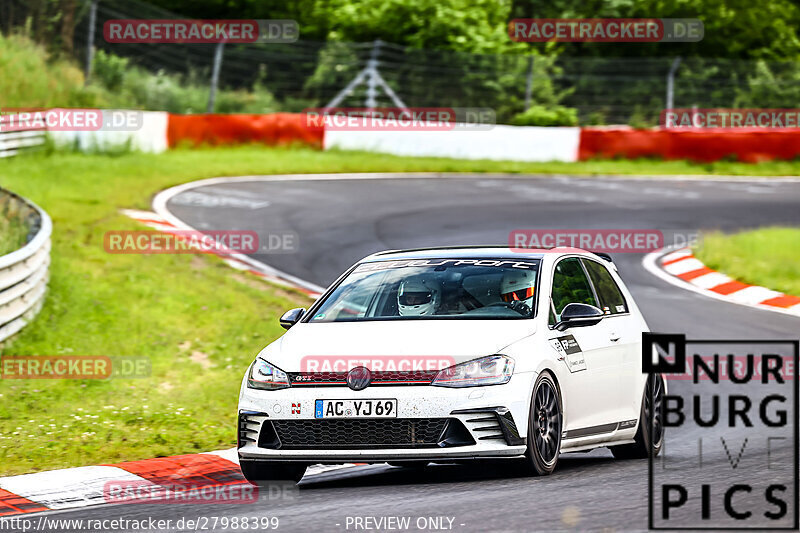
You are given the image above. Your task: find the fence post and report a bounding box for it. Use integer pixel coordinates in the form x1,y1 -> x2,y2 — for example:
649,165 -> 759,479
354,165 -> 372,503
666,56 -> 682,112
207,42 -> 225,113
365,39 -> 382,109
84,0 -> 98,86
524,55 -> 534,110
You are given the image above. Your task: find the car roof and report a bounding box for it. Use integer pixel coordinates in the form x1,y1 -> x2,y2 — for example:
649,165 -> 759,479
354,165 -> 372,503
359,245 -> 608,263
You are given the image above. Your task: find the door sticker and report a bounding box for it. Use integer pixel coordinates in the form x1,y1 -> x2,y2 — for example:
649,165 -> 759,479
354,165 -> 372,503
550,334 -> 586,372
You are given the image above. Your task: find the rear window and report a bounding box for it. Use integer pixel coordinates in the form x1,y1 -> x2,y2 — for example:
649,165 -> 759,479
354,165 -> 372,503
583,259 -> 628,315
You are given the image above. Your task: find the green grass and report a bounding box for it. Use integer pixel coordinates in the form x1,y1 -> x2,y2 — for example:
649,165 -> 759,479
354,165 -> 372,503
0,215 -> 27,256
1,145 -> 800,476
694,228 -> 800,297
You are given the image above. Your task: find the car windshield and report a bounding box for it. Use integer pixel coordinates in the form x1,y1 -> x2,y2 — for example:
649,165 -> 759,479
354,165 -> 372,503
308,258 -> 541,322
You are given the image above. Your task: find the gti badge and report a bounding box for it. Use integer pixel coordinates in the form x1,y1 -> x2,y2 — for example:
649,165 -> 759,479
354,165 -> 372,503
346,366 -> 372,391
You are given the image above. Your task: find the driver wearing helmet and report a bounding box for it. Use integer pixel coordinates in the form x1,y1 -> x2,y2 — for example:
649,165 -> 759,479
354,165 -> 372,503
397,277 -> 441,317
499,269 -> 536,313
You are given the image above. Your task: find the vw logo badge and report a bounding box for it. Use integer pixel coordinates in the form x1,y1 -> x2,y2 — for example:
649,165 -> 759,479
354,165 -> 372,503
346,366 -> 372,391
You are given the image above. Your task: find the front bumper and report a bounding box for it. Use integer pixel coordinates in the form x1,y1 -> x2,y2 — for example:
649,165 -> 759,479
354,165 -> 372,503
237,373 -> 533,463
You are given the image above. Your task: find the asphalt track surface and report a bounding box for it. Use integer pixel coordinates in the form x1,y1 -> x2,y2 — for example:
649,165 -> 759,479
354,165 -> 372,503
50,175 -> 800,531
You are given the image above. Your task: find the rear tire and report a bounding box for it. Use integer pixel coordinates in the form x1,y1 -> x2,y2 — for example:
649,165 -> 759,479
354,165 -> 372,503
611,374 -> 664,459
239,460 -> 307,484
521,371 -> 562,476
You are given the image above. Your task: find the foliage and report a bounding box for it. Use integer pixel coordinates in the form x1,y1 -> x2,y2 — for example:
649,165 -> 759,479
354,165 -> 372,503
92,50 -> 129,92
145,0 -> 800,60
0,33 -> 101,108
734,60 -> 800,108
92,49 -> 277,113
510,104 -> 578,126
0,35 -> 277,113
509,0 -> 800,60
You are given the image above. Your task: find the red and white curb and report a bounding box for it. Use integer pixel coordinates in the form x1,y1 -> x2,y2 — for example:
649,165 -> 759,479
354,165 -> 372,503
0,450 -> 365,517
120,209 -> 323,299
644,247 -> 800,317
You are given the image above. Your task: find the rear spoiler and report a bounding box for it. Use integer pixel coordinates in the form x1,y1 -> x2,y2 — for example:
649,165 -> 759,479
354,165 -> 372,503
592,252 -> 613,263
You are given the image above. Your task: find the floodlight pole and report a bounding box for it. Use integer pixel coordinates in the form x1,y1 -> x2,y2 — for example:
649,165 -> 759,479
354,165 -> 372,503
325,39 -> 408,110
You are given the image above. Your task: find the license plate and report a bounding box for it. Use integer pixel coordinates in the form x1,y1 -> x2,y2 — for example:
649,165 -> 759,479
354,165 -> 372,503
314,399 -> 397,419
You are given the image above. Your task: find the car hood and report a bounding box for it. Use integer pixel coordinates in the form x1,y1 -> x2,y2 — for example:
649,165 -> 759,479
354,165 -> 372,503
260,319 -> 537,372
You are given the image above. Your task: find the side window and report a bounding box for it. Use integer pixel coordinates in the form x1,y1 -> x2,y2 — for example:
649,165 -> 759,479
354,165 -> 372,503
583,259 -> 628,315
551,257 -> 598,319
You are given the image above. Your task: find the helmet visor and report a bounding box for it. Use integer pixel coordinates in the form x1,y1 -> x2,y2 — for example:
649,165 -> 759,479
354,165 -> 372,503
500,286 -> 534,303
399,291 -> 432,306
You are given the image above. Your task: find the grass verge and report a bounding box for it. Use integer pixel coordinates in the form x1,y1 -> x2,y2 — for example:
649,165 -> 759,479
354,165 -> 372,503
694,228 -> 800,297
0,145 -> 798,476
0,215 -> 27,256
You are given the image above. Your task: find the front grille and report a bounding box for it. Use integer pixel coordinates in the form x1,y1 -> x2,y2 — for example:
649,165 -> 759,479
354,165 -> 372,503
267,418 -> 451,449
288,370 -> 438,386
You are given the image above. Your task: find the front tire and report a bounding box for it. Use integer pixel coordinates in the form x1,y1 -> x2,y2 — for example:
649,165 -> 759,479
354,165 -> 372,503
611,374 -> 664,459
521,371 -> 562,476
239,460 -> 307,484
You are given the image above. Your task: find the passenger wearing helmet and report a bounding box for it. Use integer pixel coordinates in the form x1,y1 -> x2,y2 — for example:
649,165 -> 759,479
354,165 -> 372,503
397,277 -> 441,317
499,269 -> 536,313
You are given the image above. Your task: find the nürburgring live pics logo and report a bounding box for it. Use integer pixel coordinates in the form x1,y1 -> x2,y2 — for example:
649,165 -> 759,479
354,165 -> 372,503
643,333 -> 799,530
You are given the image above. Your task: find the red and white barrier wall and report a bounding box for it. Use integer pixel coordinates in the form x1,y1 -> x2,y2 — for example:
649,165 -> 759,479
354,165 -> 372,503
578,126 -> 800,163
53,112 -> 800,164
323,125 -> 582,162
167,113 -> 323,148
48,111 -> 169,153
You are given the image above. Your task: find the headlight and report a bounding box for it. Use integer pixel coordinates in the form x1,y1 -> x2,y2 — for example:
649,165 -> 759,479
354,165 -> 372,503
431,355 -> 514,388
247,359 -> 291,390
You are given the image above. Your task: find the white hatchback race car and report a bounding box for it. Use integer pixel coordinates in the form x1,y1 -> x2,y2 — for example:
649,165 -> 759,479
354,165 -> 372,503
237,246 -> 664,482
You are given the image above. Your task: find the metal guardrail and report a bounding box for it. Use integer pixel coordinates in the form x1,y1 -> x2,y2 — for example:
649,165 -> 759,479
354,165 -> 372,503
0,128 -> 47,159
0,188 -> 51,343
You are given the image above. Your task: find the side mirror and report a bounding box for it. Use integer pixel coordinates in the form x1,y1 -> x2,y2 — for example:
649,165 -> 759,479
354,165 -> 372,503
554,303 -> 604,331
280,308 -> 306,329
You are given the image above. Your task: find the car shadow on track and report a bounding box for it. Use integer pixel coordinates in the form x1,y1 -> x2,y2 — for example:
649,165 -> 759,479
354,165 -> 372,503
299,452 -> 628,490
